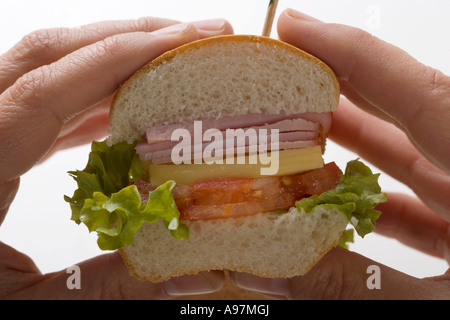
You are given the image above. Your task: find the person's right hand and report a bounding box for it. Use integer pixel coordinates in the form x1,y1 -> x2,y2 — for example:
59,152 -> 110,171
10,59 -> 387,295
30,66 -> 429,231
230,8 -> 450,300
0,16 -> 231,300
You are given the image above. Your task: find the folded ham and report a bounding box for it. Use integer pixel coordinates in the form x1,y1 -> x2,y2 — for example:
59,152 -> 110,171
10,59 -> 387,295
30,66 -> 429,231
136,112 -> 332,164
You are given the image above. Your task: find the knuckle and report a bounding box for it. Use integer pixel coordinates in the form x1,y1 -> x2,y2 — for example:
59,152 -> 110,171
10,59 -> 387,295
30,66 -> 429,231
353,31 -> 379,57
425,66 -> 450,98
89,34 -> 125,60
288,251 -> 360,299
18,28 -> 55,54
134,16 -> 160,31
410,66 -> 450,129
22,28 -> 55,50
310,264 -> 349,299
12,27 -> 71,62
8,65 -> 52,103
347,25 -> 380,52
133,17 -> 178,32
100,35 -> 123,53
66,34 -> 126,77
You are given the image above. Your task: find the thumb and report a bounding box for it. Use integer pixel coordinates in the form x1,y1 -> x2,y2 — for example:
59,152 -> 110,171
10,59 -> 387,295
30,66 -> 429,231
231,247 -> 446,299
3,249 -> 224,299
45,252 -> 225,299
288,247 -> 420,299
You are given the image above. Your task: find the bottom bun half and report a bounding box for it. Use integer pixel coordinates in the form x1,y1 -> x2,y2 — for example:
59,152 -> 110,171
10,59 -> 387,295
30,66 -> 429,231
119,205 -> 349,285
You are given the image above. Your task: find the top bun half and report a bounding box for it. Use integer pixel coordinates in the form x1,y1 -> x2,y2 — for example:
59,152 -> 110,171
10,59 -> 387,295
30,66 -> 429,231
108,35 -> 340,144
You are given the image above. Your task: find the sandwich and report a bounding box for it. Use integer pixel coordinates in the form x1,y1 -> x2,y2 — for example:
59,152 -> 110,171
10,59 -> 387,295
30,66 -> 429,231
64,35 -> 386,286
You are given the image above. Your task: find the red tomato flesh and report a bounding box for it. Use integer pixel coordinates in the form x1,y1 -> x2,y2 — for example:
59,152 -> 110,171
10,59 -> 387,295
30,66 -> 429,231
134,162 -> 342,220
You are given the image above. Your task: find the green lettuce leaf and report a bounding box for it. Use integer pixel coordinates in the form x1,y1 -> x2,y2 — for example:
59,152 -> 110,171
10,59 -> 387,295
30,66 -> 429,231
64,140 -> 188,250
79,181 -> 188,250
338,228 -> 354,249
296,159 -> 387,238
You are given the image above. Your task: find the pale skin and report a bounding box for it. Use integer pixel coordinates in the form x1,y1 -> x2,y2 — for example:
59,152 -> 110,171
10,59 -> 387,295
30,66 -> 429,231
230,9 -> 450,299
0,17 -> 232,299
0,9 -> 449,299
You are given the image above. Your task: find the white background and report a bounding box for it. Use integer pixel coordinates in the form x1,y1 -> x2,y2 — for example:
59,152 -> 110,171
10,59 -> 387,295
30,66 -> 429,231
0,0 -> 449,280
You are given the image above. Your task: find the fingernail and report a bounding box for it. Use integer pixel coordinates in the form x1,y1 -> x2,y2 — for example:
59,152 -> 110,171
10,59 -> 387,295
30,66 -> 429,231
230,272 -> 289,296
192,18 -> 227,32
286,8 -> 321,22
151,23 -> 192,36
162,271 -> 224,296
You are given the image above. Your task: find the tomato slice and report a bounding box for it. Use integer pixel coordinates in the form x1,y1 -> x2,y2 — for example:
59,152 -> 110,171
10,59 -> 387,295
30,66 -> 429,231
134,162 -> 342,221
190,177 -> 255,205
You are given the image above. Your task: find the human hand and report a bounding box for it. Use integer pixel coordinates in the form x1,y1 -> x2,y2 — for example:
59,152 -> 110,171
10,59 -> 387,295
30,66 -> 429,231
0,17 -> 232,299
230,9 -> 450,299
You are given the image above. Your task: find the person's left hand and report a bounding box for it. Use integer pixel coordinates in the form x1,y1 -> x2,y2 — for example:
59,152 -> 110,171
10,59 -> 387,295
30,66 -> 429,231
229,9 -> 450,300
0,17 -> 232,299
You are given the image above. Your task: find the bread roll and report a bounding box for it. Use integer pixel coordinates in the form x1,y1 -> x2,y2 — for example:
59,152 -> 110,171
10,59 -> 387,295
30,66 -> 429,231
109,35 -> 346,295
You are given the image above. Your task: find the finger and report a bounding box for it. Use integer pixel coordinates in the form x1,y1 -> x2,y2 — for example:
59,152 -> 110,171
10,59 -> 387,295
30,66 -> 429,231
330,97 -> 450,219
277,8 -> 450,173
55,253 -> 224,299
230,272 -> 289,297
41,19 -> 234,159
0,20 -> 232,182
192,18 -> 234,38
1,24 -> 199,181
0,17 -> 180,93
0,178 -> 20,225
57,96 -> 111,139
338,79 -> 394,125
39,98 -> 112,162
231,247 -> 449,299
375,193 -> 450,262
0,18 -> 232,93
39,110 -> 110,162
0,242 -> 42,299
1,249 -> 224,299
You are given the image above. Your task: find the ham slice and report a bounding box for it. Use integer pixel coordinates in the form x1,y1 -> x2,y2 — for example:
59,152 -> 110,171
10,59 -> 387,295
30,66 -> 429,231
146,112 -> 330,144
136,112 -> 330,164
136,121 -> 319,154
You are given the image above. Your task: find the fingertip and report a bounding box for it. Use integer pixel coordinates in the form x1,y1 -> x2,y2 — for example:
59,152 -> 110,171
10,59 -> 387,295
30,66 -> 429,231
283,8 -> 322,22
152,19 -> 235,44
150,22 -> 198,37
220,19 -> 234,36
229,272 -> 289,297
150,19 -> 234,43
287,247 -> 435,299
276,9 -> 295,40
0,178 -> 20,219
192,19 -> 234,38
162,271 -> 225,297
277,9 -> 322,51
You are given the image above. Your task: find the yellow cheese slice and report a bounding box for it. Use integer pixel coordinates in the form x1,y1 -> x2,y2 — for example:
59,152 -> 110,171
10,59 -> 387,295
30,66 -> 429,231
147,146 -> 324,185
